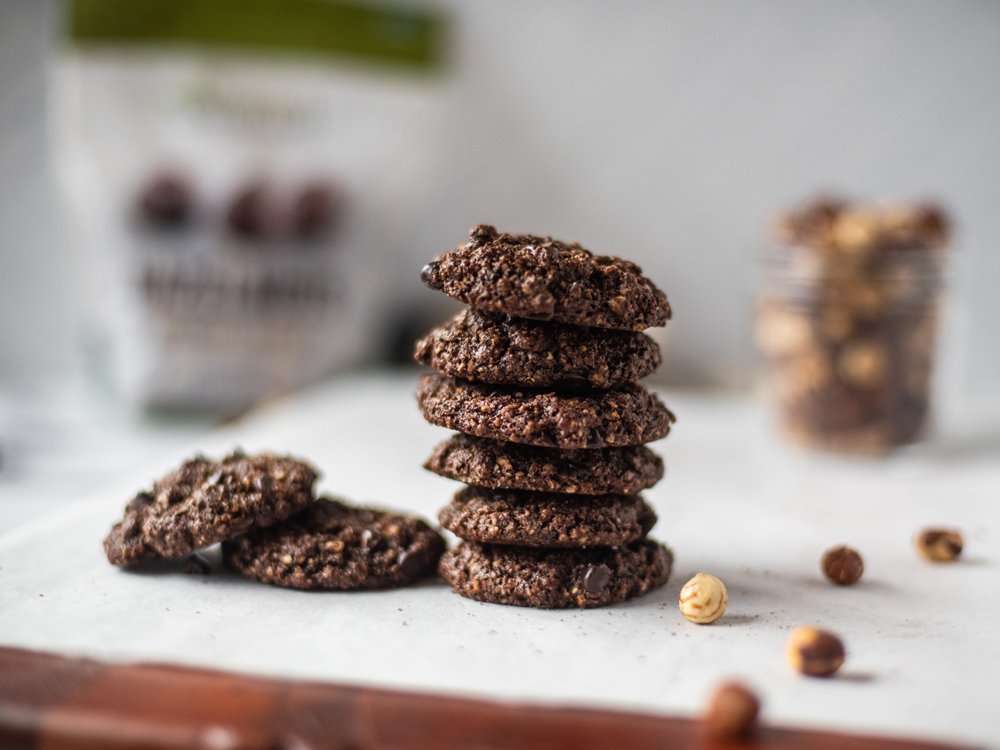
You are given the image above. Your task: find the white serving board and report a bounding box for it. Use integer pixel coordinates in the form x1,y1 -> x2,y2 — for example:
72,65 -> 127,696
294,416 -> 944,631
1,372 -> 997,747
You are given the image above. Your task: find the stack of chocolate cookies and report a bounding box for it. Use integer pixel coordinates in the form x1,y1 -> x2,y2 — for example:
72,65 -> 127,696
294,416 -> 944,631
416,225 -> 676,608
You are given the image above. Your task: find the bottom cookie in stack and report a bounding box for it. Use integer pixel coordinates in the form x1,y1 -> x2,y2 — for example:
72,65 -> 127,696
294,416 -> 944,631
439,538 -> 673,609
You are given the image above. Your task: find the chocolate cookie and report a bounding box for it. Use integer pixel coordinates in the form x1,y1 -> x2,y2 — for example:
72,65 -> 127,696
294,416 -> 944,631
416,373 -> 675,449
421,225 -> 670,331
439,540 -> 673,608
415,308 -> 661,388
425,434 -> 664,495
439,486 -> 656,548
223,498 -> 445,590
104,452 -> 317,567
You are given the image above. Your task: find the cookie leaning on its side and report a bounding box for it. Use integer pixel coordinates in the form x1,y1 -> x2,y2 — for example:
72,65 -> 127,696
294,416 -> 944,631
103,451 -> 316,567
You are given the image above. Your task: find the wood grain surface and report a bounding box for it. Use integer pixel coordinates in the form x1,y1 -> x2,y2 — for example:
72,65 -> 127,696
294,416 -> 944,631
0,646 -> 970,750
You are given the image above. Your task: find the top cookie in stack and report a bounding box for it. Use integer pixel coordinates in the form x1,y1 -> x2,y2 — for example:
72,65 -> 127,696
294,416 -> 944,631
415,225 -> 676,608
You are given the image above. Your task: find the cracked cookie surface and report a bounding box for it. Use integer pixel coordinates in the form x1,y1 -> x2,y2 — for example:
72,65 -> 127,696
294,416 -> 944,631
439,539 -> 673,608
439,486 -> 656,548
415,308 -> 660,388
104,451 -> 317,567
425,434 -> 664,495
417,373 -> 675,449
223,498 -> 445,590
421,224 -> 670,331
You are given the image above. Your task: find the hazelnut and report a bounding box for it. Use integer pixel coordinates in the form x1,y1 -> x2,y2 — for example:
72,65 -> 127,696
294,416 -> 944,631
703,681 -> 760,739
821,545 -> 864,585
821,308 -> 854,342
786,627 -> 845,677
911,204 -> 950,249
837,341 -> 886,388
678,572 -> 728,624
915,528 -> 963,562
755,306 -> 813,357
832,211 -> 878,254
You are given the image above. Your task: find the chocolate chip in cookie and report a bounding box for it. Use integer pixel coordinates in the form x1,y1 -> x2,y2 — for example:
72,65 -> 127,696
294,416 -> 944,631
438,540 -> 673,609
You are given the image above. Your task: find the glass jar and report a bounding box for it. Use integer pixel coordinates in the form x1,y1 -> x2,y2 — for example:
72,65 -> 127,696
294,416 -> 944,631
757,200 -> 950,454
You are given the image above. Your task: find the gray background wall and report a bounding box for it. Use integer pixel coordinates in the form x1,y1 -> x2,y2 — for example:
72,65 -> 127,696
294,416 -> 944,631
2,1 -> 999,400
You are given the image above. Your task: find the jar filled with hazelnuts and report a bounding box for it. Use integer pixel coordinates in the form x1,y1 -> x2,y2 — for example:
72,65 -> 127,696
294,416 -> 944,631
757,197 -> 951,454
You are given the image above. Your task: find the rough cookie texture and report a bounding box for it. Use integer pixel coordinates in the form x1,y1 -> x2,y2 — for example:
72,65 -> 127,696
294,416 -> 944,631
417,373 -> 675,449
104,452 -> 317,567
223,498 -> 445,590
439,486 -> 656,548
421,225 -> 671,331
415,308 -> 661,388
439,540 -> 673,608
425,434 -> 664,495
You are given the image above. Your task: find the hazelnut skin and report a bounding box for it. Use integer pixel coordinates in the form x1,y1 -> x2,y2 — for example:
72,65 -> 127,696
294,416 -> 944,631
678,572 -> 728,624
786,627 -> 845,677
821,545 -> 864,585
703,681 -> 761,739
915,528 -> 964,562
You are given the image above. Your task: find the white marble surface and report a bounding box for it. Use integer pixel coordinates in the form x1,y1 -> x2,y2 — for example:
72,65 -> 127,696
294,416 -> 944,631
0,372 -> 997,747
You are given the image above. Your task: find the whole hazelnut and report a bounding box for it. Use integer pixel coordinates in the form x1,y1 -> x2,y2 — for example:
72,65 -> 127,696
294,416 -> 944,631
821,545 -> 864,585
703,681 -> 760,739
837,341 -> 887,388
915,528 -> 964,562
832,210 -> 878,254
911,204 -> 950,249
786,627 -> 845,677
755,306 -> 813,357
678,572 -> 728,624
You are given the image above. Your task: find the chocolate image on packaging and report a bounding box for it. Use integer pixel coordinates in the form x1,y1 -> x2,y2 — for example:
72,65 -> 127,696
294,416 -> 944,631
416,225 -> 675,608
227,182 -> 275,241
759,198 -> 950,454
137,172 -> 194,229
292,181 -> 343,240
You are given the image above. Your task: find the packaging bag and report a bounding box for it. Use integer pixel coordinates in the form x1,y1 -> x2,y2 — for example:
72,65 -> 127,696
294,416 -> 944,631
54,0 -> 449,410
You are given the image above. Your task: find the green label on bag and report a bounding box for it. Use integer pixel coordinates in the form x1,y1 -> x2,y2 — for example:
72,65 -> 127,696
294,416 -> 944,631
67,0 -> 447,72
